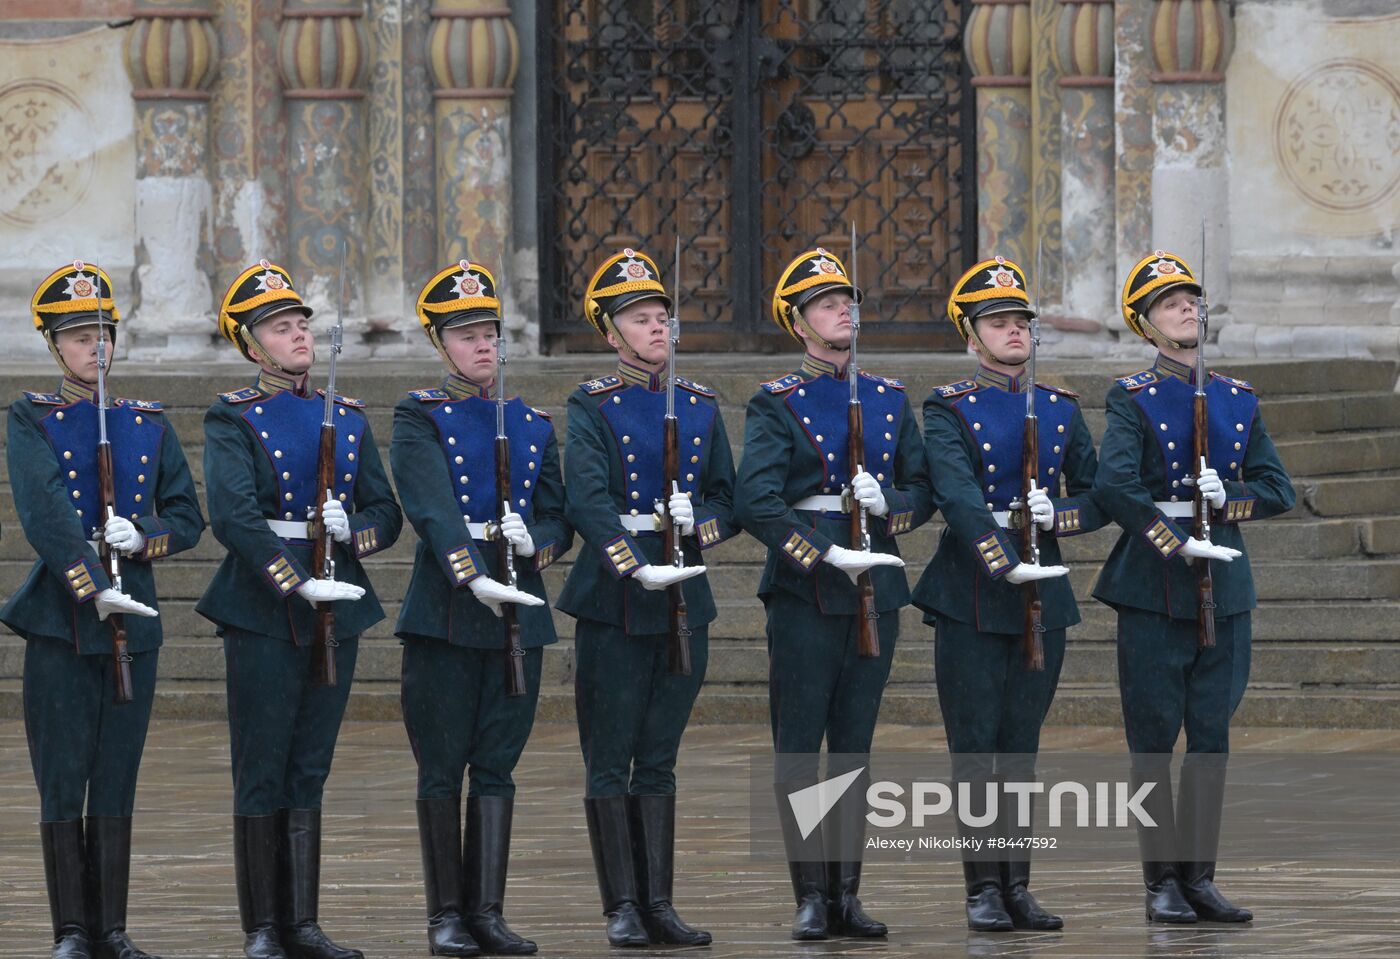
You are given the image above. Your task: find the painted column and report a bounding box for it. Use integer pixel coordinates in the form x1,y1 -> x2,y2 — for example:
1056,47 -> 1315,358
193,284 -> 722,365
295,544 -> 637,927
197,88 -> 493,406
123,0 -> 220,357
426,1 -> 523,340
1149,0 -> 1234,307
965,0 -> 1034,266
276,0 -> 369,322
1055,0 -> 1115,329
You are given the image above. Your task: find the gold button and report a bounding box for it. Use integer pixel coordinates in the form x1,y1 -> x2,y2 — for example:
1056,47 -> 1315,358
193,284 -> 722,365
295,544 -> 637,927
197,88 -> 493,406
797,389 -> 806,397
882,453 -> 890,461
455,455 -> 464,464
1168,441 -> 1175,450
255,406 -> 263,414
448,437 -> 456,445
623,435 -> 631,444
876,473 -> 884,481
460,475 -> 468,483
141,455 -> 148,464
444,406 -> 453,414
884,432 -> 892,440
529,461 -> 536,469
982,443 -> 991,451
344,473 -> 352,482
1160,423 -> 1168,431
135,416 -> 142,424
613,396 -> 621,404
877,385 -> 885,393
525,414 -> 532,421
283,472 -> 291,480
1053,446 -> 1061,454
261,431 -> 269,439
349,434 -> 357,442
134,493 -> 143,502
339,407 -> 346,415
1230,461 -> 1238,469
55,411 -> 64,420
348,453 -> 356,461
627,454 -> 636,463
988,464 -> 997,473
72,490 -> 80,499
285,511 -> 294,520
524,479 -> 532,488
1234,442 -> 1241,451
968,396 -> 976,404
631,491 -> 640,499
1235,423 -> 1244,432
530,445 -> 538,453
339,493 -> 347,501
816,434 -> 824,442
803,417 -> 811,424
285,492 -> 293,501
886,414 -> 894,423
693,437 -> 701,446
1057,425 -> 1064,434
686,473 -> 694,481
1148,387 -> 1156,396
973,423 -> 981,430
690,455 -> 699,464
1049,395 -> 1058,403
68,470 -> 77,479
690,396 -> 697,404
1231,388 -> 1239,395
138,474 -> 145,483
630,472 -> 638,481
827,453 -> 835,462
64,451 -> 72,460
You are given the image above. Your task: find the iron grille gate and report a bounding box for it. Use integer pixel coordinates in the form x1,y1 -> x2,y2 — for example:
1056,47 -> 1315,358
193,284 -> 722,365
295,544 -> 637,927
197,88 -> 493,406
537,0 -> 975,352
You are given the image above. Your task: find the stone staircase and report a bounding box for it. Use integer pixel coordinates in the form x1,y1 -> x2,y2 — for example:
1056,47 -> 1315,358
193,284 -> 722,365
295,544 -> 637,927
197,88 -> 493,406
2,355 -> 1398,728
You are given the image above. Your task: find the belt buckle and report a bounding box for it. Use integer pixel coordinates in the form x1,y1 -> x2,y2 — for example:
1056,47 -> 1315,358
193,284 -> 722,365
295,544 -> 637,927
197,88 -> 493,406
839,488 -> 853,515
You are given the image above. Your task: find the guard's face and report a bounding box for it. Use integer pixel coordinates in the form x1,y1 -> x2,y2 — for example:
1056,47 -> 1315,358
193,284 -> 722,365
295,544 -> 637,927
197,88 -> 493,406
441,321 -> 498,387
1146,288 -> 1200,345
971,310 -> 1032,366
251,309 -> 315,374
607,299 -> 670,366
797,289 -> 853,349
54,325 -> 112,385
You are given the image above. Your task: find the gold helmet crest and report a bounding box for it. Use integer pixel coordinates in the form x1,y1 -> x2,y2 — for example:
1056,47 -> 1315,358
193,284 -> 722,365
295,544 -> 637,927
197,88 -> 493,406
583,249 -> 671,337
945,256 -> 1034,343
1121,251 -> 1201,340
218,260 -> 314,361
770,248 -> 861,341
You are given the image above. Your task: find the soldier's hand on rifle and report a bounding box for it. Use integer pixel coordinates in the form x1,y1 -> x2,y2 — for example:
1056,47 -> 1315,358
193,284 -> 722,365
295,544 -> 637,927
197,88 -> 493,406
500,508 -> 536,557
321,492 -> 352,544
1180,537 -> 1241,563
850,468 -> 889,517
634,563 -> 706,591
469,575 -> 545,615
823,544 -> 905,581
296,578 -> 365,605
665,490 -> 696,535
95,588 -> 157,620
1026,483 -> 1055,531
1005,562 -> 1069,584
1182,459 -> 1227,509
102,515 -> 146,554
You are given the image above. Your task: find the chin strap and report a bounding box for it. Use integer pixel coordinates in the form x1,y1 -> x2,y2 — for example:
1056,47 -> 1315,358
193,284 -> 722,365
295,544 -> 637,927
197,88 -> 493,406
602,313 -> 646,362
793,309 -> 848,353
44,329 -> 116,382
967,325 -> 1019,369
427,325 -> 467,379
238,325 -> 285,373
1138,316 -> 1194,352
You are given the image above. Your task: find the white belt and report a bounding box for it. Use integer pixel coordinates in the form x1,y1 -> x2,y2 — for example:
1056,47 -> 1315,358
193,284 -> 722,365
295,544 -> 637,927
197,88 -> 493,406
618,513 -> 662,533
791,495 -> 846,513
990,511 -> 1015,528
465,520 -> 496,540
1155,501 -> 1195,518
266,518 -> 312,540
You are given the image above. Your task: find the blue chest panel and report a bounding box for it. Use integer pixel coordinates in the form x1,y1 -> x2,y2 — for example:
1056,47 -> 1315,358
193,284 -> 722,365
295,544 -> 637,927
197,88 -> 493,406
1131,375 -> 1259,499
39,401 -> 165,536
241,391 -> 363,522
598,385 -> 716,512
784,374 -> 905,490
426,396 -> 551,524
950,386 -> 1076,509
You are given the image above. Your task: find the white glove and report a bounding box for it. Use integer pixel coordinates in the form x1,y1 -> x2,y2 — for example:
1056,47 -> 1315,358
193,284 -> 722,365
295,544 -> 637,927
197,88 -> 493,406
823,544 -> 906,582
103,515 -> 146,554
296,578 -> 365,605
1181,459 -> 1227,510
634,563 -> 707,591
1005,562 -> 1070,584
666,490 -> 696,536
1026,483 -> 1054,532
499,508 -> 536,557
469,575 -> 546,616
95,588 -> 157,620
320,492 -> 351,544
1180,537 -> 1241,563
850,467 -> 889,517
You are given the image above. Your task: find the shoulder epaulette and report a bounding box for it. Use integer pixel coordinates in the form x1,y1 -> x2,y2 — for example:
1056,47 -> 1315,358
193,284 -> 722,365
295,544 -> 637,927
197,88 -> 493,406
580,375 -> 622,395
1036,383 -> 1079,400
115,397 -> 163,412
676,376 -> 715,397
1211,372 -> 1254,392
22,391 -> 65,405
760,373 -> 802,394
1116,370 -> 1159,392
219,387 -> 262,404
318,390 -> 365,408
531,406 -> 552,420
933,379 -> 977,399
860,371 -> 905,390
409,388 -> 449,403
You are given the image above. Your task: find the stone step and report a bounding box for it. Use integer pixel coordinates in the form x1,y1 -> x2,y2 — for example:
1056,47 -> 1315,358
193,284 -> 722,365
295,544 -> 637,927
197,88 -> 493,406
1272,430 -> 1400,477
1302,475 -> 1400,517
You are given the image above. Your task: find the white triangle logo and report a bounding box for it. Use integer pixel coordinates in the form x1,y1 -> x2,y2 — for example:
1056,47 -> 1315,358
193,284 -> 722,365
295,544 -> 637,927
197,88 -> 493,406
786,767 -> 865,840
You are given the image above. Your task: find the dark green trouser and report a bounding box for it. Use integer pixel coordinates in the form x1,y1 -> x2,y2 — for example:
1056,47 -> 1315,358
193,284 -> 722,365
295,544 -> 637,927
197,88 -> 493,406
223,628 -> 359,816
1115,608 -> 1250,755
400,636 -> 544,799
24,637 -> 159,821
574,618 -> 708,797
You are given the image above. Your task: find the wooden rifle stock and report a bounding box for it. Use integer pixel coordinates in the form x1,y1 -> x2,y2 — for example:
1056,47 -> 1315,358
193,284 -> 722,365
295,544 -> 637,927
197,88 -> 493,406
848,402 -> 880,659
1193,392 -> 1217,649
496,434 -> 528,697
310,422 -> 339,686
1020,417 -> 1046,671
663,416 -> 693,676
96,442 -> 134,704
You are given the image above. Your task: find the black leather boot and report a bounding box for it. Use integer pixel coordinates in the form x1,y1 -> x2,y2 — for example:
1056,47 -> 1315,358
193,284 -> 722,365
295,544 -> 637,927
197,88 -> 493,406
1177,763 -> 1252,922
774,783 -> 827,941
233,815 -> 288,959
85,817 -> 161,958
627,795 -> 711,946
962,859 -> 1013,932
464,797 -> 536,954
582,797 -> 649,947
417,797 -> 480,956
998,793 -> 1063,931
1133,764 -> 1196,924
41,820 -> 92,959
822,795 -> 885,938
279,809 -> 363,959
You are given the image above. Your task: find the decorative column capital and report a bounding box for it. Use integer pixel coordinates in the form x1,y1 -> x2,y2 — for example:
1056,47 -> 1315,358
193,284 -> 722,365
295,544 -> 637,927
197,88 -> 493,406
965,0 -> 1032,89
1149,0 -> 1235,83
276,1 -> 369,99
124,1 -> 220,100
1055,0 -> 1114,88
427,1 -> 520,99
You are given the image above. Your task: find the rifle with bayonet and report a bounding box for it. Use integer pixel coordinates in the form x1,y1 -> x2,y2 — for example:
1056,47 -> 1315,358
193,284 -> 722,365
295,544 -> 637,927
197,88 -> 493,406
846,223 -> 880,659
309,242 -> 346,686
662,238 -> 693,676
1018,246 -> 1047,671
1192,232 -> 1217,649
492,332 -> 530,697
93,262 -> 135,705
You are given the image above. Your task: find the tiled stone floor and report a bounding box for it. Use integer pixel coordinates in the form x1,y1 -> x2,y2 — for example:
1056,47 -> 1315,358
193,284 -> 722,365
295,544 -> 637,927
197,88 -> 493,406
2,720 -> 1398,958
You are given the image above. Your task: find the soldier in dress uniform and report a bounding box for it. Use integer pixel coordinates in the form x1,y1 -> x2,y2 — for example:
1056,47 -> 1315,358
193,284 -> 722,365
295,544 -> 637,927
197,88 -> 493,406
555,248 -> 738,948
912,255 -> 1105,931
3,262 -> 204,959
197,260 -> 402,959
391,260 -> 572,956
734,248 -> 932,940
1093,251 -> 1294,923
